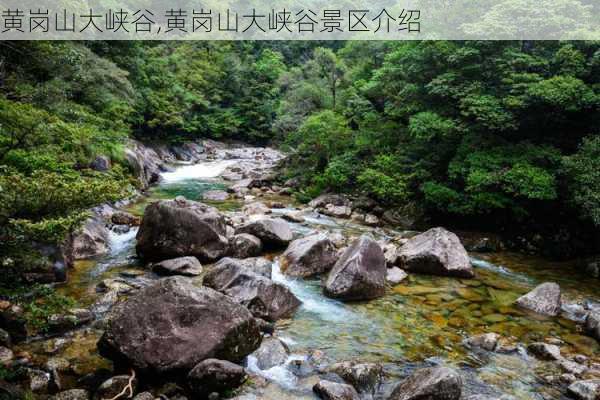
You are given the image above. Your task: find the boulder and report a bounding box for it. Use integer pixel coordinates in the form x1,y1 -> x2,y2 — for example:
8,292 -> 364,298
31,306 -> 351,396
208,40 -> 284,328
313,380 -> 359,400
204,258 -> 272,290
229,234 -> 262,259
94,375 -> 138,400
324,235 -> 386,301
0,346 -> 13,364
235,218 -> 293,248
309,194 -> 351,209
280,233 -> 337,278
389,366 -> 462,400
249,337 -> 290,370
527,342 -> 562,360
111,211 -> 140,226
187,359 -> 246,396
464,333 -> 500,352
89,155 -> 111,172
203,190 -> 230,202
97,277 -> 262,375
72,217 -> 110,259
328,361 -> 383,394
125,141 -> 163,189
52,389 -> 90,400
515,282 -> 561,316
151,256 -> 203,277
242,202 -> 271,215
387,267 -> 408,285
322,205 -> 353,219
281,211 -> 306,223
567,380 -> 600,400
136,197 -> 229,263
397,227 -> 474,279
586,312 -> 600,342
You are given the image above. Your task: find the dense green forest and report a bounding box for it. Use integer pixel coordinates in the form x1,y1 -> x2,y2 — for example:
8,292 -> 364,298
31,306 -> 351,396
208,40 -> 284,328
1,41 -> 599,263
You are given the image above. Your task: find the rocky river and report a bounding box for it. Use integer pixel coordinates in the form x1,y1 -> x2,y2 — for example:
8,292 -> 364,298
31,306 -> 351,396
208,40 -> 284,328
8,141 -> 600,400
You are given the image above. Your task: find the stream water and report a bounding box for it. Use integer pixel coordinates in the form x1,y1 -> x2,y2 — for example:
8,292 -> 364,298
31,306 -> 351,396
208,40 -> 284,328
27,153 -> 600,400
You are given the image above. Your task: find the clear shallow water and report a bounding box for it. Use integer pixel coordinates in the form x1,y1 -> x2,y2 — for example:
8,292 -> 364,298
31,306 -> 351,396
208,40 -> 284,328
46,157 -> 600,400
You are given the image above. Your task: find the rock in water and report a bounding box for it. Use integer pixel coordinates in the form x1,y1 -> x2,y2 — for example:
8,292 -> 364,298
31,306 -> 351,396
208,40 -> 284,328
151,256 -> 203,277
280,233 -> 337,277
230,234 -> 262,259
97,277 -> 261,375
397,227 -> 474,278
313,380 -> 360,400
567,380 -> 600,400
72,217 -> 110,259
515,282 -> 561,316
235,218 -> 293,248
204,258 -> 271,289
527,342 -> 562,360
328,361 -> 383,394
586,312 -> 600,342
387,267 -> 408,285
187,359 -> 246,396
249,337 -> 290,370
136,198 -> 229,262
324,235 -> 386,301
389,366 -> 462,400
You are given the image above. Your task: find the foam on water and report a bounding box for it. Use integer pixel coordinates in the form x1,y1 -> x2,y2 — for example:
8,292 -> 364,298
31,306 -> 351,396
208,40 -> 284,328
90,227 -> 138,277
245,354 -> 305,389
160,160 -> 237,182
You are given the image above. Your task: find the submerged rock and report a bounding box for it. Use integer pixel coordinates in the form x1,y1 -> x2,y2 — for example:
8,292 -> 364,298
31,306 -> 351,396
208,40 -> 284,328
280,233 -> 337,278
235,218 -> 293,248
98,277 -> 261,375
389,366 -> 462,400
187,359 -> 246,396
151,256 -> 203,277
324,235 -> 386,301
313,380 -> 359,400
515,282 -> 561,316
136,198 -> 229,262
397,227 -> 474,279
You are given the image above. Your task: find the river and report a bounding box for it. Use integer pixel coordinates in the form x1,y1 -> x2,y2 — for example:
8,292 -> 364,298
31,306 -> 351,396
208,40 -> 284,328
25,150 -> 600,400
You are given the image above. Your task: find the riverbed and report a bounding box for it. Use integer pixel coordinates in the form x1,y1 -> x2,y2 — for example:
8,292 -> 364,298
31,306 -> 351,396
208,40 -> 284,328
27,149 -> 600,400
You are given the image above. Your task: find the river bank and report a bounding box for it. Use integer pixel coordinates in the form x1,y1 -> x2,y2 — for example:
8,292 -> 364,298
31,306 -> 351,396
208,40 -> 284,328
1,141 -> 599,400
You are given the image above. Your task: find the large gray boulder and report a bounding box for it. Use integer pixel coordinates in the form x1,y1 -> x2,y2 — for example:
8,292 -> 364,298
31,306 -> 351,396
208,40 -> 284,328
97,277 -> 261,375
229,234 -> 262,259
204,258 -> 300,322
235,218 -> 293,248
187,359 -> 246,396
72,217 -> 110,259
586,312 -> 600,342
324,235 -> 386,301
280,233 -> 337,278
397,227 -> 474,278
389,366 -> 462,400
515,282 -> 561,316
567,380 -> 600,400
136,197 -> 229,262
151,256 -> 203,277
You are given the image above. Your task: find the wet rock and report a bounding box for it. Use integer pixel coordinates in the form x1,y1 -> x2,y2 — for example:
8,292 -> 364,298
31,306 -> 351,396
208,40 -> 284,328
382,243 -> 399,267
249,337 -> 290,370
561,359 -> 588,377
136,198 -> 229,263
151,256 -> 203,277
229,234 -> 262,259
567,380 -> 600,400
203,190 -> 230,202
313,380 -> 359,400
280,233 -> 337,278
328,361 -> 383,394
0,328 -> 10,347
94,375 -> 138,400
187,359 -> 246,396
322,205 -> 353,219
397,227 -> 474,279
98,277 -> 262,374
89,155 -> 111,172
27,368 -> 51,393
111,211 -> 140,226
72,217 -> 110,259
387,267 -> 408,285
281,211 -> 305,223
586,312 -> 600,342
0,302 -> 27,343
515,282 -> 561,316
464,333 -> 500,352
309,194 -> 351,209
324,235 -> 386,301
204,258 -> 272,290
53,389 -> 90,400
235,218 -> 293,248
0,346 -> 13,364
389,366 -> 462,400
206,268 -> 300,322
47,309 -> 94,334
242,202 -> 271,216
527,342 -> 561,360
132,392 -> 154,400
